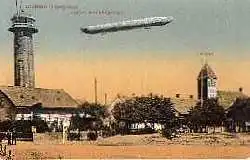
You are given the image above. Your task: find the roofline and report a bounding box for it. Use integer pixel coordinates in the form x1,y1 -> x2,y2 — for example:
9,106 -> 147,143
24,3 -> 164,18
0,90 -> 16,108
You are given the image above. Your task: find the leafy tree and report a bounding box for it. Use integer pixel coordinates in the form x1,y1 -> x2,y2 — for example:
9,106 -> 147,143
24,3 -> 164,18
79,102 -> 109,119
205,99 -> 225,127
111,94 -> 177,134
188,98 -> 225,133
71,102 -> 109,131
226,98 -> 250,132
70,114 -> 82,130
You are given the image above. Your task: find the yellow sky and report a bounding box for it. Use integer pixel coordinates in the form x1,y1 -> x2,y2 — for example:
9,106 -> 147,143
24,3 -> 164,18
0,51 -> 249,104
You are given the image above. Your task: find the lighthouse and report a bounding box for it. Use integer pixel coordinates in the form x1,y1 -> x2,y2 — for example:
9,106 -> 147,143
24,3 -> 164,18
8,3 -> 38,88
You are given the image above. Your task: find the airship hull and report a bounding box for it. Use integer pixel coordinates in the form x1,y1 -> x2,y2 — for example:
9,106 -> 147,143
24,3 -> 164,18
81,16 -> 174,34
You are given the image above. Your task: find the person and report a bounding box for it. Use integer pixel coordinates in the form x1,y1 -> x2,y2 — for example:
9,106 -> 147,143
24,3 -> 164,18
7,131 -> 11,145
10,131 -> 13,145
12,128 -> 16,145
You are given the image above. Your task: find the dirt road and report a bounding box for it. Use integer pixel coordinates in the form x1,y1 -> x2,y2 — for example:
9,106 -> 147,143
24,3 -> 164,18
16,143 -> 250,159
14,133 -> 250,159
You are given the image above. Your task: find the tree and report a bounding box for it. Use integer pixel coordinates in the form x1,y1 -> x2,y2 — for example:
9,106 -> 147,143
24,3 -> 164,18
205,98 -> 225,129
188,98 -> 225,133
226,98 -> 250,132
79,102 -> 109,119
70,114 -> 82,130
74,102 -> 109,131
111,98 -> 135,134
111,94 -> 177,135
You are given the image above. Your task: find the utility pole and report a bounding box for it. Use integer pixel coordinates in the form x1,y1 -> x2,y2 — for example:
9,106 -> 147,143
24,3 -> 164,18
104,93 -> 107,105
15,0 -> 18,15
94,77 -> 97,104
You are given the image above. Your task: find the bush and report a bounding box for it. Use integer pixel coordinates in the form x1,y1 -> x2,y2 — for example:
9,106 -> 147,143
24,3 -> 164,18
87,131 -> 98,141
32,120 -> 49,133
14,120 -> 32,133
129,127 -> 156,135
67,132 -> 80,141
0,121 -> 12,132
101,126 -> 114,137
161,128 -> 177,140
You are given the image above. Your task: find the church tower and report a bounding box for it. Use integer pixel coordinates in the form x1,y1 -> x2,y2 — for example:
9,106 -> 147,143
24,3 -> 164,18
8,2 -> 38,88
197,63 -> 217,100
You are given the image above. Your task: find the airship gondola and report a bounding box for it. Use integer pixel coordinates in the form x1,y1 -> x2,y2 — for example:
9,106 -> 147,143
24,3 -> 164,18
81,16 -> 174,34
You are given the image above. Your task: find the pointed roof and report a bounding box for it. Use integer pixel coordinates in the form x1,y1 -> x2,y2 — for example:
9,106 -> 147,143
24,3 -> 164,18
197,63 -> 217,80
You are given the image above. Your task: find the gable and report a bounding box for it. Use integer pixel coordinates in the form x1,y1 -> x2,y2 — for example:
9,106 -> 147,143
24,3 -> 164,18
0,91 -> 16,121
217,90 -> 247,109
171,97 -> 197,114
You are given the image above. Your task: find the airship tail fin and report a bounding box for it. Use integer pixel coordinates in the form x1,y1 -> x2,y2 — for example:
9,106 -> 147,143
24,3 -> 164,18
81,28 -> 88,33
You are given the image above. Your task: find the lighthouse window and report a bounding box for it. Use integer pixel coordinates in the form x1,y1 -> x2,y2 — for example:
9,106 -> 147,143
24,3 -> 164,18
24,18 -> 26,23
211,80 -> 216,87
20,17 -> 25,23
208,79 -> 216,87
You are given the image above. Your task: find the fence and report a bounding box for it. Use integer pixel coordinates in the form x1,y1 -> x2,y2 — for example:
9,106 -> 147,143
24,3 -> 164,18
67,131 -> 101,141
15,132 -> 33,141
0,144 -> 13,160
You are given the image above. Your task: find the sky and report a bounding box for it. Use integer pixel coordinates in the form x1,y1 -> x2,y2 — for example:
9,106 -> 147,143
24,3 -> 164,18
1,0 -> 250,103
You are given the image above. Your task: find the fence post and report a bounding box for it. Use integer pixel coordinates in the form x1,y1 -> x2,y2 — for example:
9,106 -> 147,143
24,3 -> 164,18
3,145 -> 6,156
8,150 -> 11,160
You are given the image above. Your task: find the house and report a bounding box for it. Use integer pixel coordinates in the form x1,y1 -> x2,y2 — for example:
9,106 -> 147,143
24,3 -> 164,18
0,86 -> 81,131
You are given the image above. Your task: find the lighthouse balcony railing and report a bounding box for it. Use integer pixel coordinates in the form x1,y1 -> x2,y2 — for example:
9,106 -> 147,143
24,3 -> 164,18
12,22 -> 35,27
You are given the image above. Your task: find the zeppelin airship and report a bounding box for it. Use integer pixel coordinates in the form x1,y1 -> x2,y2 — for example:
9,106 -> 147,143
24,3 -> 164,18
81,16 -> 174,34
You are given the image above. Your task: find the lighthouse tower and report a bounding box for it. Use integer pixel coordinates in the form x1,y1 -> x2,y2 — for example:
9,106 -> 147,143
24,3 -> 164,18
8,3 -> 38,88
197,63 -> 217,100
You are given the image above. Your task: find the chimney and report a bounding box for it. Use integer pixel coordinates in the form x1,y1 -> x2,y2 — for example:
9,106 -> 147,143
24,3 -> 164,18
148,92 -> 153,98
176,94 -> 180,98
239,87 -> 243,93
